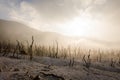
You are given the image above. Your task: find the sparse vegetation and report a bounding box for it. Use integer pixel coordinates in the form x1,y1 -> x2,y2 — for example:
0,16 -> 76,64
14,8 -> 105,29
0,38 -> 120,65
0,37 -> 120,80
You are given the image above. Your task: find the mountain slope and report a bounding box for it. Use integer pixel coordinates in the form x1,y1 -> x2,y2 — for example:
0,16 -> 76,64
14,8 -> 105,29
0,19 -> 68,45
0,19 -> 39,41
0,19 -> 119,48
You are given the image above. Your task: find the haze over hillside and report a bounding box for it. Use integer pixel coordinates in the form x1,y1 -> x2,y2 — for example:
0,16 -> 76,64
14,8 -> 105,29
0,19 -> 120,49
0,19 -> 70,45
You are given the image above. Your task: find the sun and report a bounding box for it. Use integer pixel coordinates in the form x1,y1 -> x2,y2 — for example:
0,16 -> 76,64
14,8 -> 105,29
61,14 -> 96,37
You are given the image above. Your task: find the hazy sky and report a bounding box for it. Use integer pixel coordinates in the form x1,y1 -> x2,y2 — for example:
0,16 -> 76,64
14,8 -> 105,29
0,0 -> 120,42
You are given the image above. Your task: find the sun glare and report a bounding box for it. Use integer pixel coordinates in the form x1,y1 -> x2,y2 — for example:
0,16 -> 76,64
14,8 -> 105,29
61,14 -> 97,37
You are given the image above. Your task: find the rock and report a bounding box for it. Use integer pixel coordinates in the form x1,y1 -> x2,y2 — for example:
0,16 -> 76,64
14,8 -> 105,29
33,75 -> 41,80
0,68 -> 2,72
12,68 -> 20,71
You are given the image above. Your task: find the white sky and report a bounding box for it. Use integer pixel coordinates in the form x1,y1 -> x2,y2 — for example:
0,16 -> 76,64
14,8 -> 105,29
0,0 -> 120,42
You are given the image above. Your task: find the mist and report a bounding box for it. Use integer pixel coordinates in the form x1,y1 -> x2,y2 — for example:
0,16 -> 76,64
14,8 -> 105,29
0,0 -> 120,43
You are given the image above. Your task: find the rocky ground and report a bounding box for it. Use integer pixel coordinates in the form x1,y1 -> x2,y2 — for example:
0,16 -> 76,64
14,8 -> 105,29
0,55 -> 120,80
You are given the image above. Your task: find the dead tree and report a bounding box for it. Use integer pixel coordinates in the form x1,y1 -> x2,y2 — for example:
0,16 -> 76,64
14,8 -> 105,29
28,36 -> 34,61
82,50 -> 91,69
0,42 -> 2,53
12,42 -> 18,58
110,58 -> 115,67
12,40 -> 27,58
12,40 -> 20,58
69,57 -> 75,67
55,40 -> 58,58
118,57 -> 120,65
2,42 -> 11,56
20,43 -> 27,55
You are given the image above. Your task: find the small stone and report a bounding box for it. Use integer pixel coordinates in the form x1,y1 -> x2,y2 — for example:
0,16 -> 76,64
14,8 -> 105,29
0,68 -> 2,72
33,75 -> 41,80
13,68 -> 20,71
